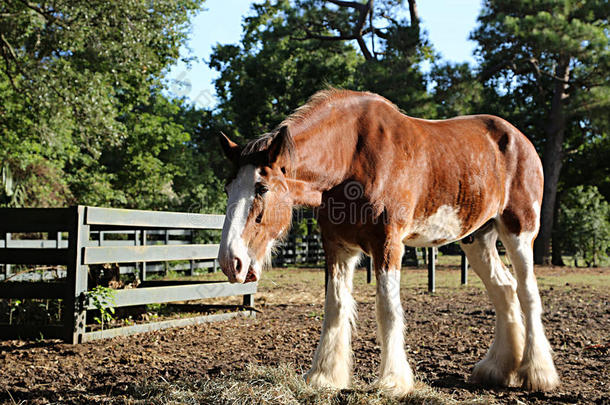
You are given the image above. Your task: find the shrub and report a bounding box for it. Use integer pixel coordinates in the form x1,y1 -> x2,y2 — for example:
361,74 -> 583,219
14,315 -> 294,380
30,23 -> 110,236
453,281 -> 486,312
558,186 -> 610,267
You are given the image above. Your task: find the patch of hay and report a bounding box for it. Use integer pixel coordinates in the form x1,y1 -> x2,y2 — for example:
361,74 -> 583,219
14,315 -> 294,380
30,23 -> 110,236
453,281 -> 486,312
127,363 -> 493,405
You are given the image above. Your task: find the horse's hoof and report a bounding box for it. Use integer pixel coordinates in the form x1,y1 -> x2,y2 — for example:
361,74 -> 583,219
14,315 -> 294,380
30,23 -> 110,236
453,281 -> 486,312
518,362 -> 560,391
305,370 -> 350,390
470,357 -> 518,387
374,373 -> 415,397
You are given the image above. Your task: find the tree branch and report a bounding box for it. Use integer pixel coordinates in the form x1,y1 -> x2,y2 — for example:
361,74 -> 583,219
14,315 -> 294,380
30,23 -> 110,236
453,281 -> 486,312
480,57 -> 573,85
295,0 -> 375,60
15,0 -> 67,27
326,0 -> 367,10
408,0 -> 419,27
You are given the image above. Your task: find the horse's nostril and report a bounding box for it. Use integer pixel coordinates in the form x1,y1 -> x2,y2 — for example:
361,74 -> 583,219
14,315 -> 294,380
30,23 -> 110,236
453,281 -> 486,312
234,257 -> 242,273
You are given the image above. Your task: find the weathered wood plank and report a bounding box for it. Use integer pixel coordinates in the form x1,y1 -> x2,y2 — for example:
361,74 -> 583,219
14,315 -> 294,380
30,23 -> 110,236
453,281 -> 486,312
81,310 -> 255,342
0,208 -> 73,232
0,240 -> 69,249
85,281 -> 257,309
86,206 -> 224,229
0,248 -> 69,265
0,282 -> 66,299
83,244 -> 219,264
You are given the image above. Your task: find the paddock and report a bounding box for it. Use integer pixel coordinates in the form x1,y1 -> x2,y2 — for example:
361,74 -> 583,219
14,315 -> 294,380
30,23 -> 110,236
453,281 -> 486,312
1,263 -> 607,404
0,206 -> 256,343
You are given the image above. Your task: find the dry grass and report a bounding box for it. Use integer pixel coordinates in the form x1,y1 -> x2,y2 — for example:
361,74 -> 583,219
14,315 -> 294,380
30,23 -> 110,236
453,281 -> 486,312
127,363 -> 492,405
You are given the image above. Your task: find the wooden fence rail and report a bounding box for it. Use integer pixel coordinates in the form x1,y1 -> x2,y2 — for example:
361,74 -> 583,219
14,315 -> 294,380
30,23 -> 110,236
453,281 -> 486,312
0,206 -> 255,343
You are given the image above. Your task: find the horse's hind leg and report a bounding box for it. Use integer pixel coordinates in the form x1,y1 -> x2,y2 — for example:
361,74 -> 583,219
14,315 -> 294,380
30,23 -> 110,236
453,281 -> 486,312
459,223 -> 524,387
305,243 -> 359,389
497,214 -> 560,391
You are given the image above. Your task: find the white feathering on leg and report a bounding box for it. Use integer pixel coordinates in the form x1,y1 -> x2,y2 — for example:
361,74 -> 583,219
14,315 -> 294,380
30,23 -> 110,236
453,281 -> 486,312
375,270 -> 414,396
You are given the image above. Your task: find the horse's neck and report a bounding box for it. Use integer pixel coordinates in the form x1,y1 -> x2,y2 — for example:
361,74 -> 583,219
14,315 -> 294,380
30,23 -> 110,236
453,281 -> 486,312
291,124 -> 353,192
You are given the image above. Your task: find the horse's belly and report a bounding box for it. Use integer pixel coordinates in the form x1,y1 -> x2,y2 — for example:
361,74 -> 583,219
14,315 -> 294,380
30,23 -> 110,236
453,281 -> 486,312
401,205 -> 467,247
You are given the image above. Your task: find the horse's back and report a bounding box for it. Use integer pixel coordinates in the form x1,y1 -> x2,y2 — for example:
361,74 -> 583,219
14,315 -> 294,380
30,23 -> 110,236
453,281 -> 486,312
377,112 -> 543,244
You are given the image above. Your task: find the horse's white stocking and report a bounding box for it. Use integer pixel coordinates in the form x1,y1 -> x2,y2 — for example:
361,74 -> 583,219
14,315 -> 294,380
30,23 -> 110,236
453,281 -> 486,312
460,226 -> 524,387
306,250 -> 358,389
499,230 -> 560,391
375,269 -> 414,396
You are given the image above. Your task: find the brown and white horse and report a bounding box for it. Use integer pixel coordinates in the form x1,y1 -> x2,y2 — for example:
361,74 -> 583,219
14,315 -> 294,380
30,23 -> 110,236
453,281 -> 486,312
218,89 -> 559,396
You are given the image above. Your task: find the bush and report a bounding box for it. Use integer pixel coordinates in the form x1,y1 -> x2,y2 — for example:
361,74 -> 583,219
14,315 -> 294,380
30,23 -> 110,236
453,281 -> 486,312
558,186 -> 610,267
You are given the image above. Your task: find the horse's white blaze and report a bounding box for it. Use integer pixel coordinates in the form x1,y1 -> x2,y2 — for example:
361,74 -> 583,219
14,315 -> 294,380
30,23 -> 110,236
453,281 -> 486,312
404,204 -> 463,247
219,164 -> 258,282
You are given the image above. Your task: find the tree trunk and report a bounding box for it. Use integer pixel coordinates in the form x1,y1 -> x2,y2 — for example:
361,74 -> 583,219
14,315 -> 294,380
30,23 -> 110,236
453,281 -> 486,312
408,0 -> 419,27
551,193 -> 565,266
534,56 -> 571,265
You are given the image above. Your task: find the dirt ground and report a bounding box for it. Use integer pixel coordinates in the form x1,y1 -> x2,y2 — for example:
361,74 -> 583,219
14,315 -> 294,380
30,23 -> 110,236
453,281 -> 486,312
1,266 -> 608,404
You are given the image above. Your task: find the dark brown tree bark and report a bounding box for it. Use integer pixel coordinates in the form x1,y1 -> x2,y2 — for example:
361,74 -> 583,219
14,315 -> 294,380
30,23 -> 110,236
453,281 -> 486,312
551,194 -> 565,266
534,56 -> 571,265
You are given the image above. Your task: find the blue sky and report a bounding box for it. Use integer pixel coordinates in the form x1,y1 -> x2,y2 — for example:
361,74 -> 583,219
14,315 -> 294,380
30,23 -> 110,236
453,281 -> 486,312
165,0 -> 483,109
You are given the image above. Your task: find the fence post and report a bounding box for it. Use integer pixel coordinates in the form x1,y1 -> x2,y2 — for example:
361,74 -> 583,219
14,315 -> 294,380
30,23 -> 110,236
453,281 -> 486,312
140,230 -> 147,282
427,247 -> 436,293
3,232 -> 11,279
366,255 -> 372,284
164,229 -> 169,275
189,230 -> 195,276
64,205 -> 89,344
324,260 -> 329,296
242,292 -> 253,308
460,251 -> 468,285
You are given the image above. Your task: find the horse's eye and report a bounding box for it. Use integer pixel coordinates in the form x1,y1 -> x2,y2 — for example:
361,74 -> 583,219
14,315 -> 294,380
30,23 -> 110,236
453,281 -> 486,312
255,183 -> 268,196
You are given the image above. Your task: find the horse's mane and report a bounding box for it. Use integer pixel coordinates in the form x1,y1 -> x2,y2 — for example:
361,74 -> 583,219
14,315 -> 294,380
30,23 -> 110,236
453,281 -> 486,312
240,88 -> 398,163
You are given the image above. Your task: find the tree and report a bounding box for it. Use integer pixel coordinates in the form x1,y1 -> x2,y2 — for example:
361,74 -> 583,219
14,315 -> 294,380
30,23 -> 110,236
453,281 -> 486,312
209,0 -> 362,142
471,0 -> 609,264
430,62 -> 483,118
0,0 -> 205,208
558,186 -> 610,267
209,0 -> 435,146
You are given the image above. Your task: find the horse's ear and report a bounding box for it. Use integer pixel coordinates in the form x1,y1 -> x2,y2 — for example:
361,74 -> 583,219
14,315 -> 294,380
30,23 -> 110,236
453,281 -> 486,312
268,125 -> 293,166
219,132 -> 241,165
287,179 -> 322,207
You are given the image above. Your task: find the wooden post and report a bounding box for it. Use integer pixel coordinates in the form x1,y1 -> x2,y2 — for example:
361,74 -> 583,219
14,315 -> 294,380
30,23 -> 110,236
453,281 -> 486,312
3,232 -> 11,278
460,251 -> 468,285
140,230 -> 147,282
164,229 -> 169,275
366,255 -> 373,284
242,292 -> 253,308
324,260 -> 329,297
64,206 -> 89,344
189,230 -> 195,277
427,247 -> 435,293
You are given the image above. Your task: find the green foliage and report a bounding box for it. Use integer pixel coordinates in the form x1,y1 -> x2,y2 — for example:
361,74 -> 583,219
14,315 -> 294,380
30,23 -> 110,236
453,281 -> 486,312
558,186 -> 610,267
210,0 -> 362,141
88,286 -> 116,330
471,0 -> 609,152
430,62 -> 483,118
0,0 -> 206,209
209,0 -> 435,146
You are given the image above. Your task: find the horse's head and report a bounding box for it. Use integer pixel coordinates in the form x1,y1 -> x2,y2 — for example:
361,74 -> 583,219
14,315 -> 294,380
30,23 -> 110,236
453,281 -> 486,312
218,126 -> 321,283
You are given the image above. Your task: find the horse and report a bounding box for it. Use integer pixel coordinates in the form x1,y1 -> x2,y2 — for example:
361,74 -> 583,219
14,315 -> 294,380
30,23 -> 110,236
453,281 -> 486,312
217,89 -> 559,396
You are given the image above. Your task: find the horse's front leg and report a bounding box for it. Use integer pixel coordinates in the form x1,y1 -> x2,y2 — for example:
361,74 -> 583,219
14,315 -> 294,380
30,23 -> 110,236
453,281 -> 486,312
374,241 -> 415,396
306,246 -> 360,389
